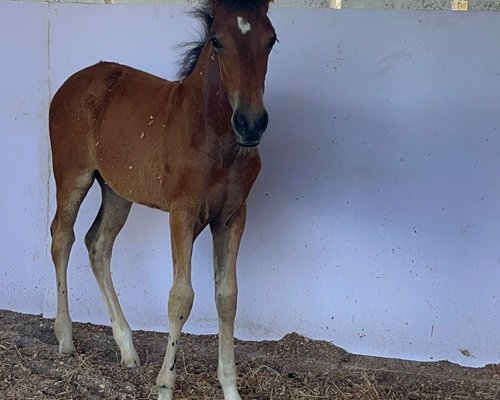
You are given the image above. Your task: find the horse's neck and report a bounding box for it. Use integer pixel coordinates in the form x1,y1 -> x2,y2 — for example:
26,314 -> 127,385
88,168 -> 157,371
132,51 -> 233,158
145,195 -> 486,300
184,45 -> 234,149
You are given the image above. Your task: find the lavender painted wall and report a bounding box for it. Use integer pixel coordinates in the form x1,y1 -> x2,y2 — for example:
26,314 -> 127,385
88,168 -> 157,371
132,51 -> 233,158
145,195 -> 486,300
0,1 -> 50,314
1,1 -> 500,367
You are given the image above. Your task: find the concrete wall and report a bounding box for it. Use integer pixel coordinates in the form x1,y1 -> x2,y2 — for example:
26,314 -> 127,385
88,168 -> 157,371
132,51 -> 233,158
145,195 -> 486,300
11,0 -> 500,10
1,0 -> 500,368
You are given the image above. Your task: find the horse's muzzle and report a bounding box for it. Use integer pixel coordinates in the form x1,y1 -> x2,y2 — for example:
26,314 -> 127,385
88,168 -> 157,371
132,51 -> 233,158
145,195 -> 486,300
232,109 -> 269,147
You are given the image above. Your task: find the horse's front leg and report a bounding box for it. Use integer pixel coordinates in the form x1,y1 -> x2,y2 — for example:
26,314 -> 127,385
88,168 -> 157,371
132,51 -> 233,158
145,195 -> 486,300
211,204 -> 247,400
157,210 -> 197,400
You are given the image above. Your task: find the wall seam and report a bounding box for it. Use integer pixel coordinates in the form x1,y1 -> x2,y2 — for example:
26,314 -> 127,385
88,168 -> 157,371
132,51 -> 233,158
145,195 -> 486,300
43,1 -> 52,318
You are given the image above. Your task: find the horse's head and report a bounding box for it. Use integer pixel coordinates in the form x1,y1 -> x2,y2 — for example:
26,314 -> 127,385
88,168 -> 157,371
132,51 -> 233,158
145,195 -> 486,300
210,0 -> 276,147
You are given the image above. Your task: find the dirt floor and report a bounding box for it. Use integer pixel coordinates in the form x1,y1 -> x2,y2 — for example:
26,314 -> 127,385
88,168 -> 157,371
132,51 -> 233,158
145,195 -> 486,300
0,310 -> 499,400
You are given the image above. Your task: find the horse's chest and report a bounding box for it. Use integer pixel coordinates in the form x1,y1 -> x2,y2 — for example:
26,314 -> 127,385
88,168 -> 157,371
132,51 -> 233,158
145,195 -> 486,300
206,166 -> 246,205
202,161 -> 257,214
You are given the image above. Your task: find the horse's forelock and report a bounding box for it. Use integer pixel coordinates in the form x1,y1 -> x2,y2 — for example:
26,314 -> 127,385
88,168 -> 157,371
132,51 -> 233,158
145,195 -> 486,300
177,0 -> 272,80
210,0 -> 272,11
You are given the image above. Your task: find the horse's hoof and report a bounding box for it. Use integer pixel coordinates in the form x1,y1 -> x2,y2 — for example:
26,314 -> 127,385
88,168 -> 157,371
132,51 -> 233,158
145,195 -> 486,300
121,354 -> 141,368
157,386 -> 174,400
58,340 -> 75,355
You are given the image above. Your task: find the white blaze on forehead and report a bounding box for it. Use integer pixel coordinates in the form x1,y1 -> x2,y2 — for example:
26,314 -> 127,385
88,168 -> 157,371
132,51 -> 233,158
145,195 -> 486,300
237,16 -> 251,35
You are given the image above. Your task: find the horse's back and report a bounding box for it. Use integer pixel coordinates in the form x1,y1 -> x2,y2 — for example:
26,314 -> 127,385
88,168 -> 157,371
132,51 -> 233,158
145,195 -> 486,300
50,61 -> 169,133
50,61 -> 125,123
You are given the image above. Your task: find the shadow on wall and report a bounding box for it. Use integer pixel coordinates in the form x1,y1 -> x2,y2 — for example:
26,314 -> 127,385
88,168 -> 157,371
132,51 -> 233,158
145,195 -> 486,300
253,88 -> 398,231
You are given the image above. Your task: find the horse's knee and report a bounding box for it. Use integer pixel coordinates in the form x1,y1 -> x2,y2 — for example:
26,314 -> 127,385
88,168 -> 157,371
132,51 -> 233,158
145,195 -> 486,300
216,287 -> 238,322
50,222 -> 75,261
168,284 -> 194,321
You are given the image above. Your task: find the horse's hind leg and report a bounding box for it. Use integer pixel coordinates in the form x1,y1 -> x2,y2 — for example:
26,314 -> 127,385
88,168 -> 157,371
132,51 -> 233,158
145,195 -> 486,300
51,172 -> 94,355
84,177 -> 139,368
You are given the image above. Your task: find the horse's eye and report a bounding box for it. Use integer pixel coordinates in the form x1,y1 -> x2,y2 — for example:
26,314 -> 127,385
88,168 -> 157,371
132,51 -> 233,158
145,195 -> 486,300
211,37 -> 223,50
268,36 -> 278,49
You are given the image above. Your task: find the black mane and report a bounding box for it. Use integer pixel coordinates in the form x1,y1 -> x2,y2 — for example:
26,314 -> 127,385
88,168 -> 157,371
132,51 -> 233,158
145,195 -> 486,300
177,7 -> 213,80
177,0 -> 270,79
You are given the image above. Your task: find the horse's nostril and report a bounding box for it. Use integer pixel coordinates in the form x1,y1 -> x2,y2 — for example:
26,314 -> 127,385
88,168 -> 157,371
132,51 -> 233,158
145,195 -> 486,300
232,109 -> 268,142
256,111 -> 269,133
233,109 -> 249,134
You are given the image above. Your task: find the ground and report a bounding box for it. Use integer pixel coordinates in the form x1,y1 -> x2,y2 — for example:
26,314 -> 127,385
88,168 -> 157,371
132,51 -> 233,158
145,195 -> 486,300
0,310 -> 499,400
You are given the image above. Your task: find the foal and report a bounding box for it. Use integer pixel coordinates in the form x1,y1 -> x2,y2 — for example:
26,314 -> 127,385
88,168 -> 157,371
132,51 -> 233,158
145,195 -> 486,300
48,1 -> 276,399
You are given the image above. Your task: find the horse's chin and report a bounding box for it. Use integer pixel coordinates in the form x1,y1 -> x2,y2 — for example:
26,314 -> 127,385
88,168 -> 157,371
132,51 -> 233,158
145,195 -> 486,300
236,140 -> 260,148
232,131 -> 261,148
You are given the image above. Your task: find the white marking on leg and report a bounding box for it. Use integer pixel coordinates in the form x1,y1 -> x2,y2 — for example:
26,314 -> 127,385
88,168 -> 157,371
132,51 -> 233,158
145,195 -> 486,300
91,243 -> 140,367
86,196 -> 140,368
112,317 -> 140,368
237,16 -> 251,34
157,281 -> 194,395
217,291 -> 241,400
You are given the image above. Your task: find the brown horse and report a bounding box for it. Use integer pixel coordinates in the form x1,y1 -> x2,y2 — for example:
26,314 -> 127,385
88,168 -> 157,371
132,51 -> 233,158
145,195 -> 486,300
48,1 -> 276,399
